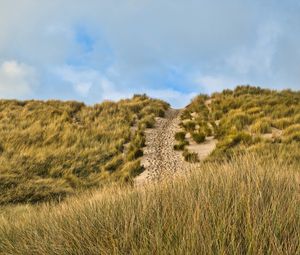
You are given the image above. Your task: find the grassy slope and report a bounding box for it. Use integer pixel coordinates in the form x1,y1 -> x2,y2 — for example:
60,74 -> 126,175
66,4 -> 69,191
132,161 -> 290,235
0,95 -> 169,205
178,86 -> 300,163
1,86 -> 300,254
0,154 -> 299,254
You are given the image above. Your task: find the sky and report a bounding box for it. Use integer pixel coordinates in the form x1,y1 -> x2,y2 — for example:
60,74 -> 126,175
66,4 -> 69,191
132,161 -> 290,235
0,0 -> 300,107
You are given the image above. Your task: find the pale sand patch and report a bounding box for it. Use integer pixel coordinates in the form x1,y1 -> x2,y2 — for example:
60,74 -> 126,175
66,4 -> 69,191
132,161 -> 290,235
187,136 -> 217,160
258,127 -> 283,140
205,99 -> 212,112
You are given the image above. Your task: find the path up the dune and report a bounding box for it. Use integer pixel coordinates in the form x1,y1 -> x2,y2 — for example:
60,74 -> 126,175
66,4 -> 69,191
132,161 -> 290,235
135,109 -> 189,185
135,108 -> 217,185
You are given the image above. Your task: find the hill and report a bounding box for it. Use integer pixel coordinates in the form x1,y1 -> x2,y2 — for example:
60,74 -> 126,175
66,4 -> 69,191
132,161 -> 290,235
176,86 -> 300,163
0,95 -> 169,204
0,86 -> 299,254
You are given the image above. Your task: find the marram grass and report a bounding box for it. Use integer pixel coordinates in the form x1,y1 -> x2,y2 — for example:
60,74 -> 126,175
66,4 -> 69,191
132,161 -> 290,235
0,95 -> 169,205
179,86 -> 300,162
0,154 -> 299,255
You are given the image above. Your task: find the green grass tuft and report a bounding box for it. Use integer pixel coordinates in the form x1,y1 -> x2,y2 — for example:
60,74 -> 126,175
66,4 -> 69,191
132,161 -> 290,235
191,131 -> 206,143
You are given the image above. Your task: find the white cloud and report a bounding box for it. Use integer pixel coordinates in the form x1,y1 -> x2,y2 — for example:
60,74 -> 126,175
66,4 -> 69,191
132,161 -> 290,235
55,65 -> 130,100
74,82 -> 92,96
227,22 -> 282,75
55,65 -> 197,106
145,89 -> 197,108
194,75 -> 246,94
0,60 -> 37,98
56,66 -> 97,97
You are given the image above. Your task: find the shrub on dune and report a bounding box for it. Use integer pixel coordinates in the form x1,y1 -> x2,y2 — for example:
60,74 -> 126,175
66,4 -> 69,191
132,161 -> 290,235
250,119 -> 272,134
183,149 -> 199,163
175,131 -> 186,141
191,131 -> 206,144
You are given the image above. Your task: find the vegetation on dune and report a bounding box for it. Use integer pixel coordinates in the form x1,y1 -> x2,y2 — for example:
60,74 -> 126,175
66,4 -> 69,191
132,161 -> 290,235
191,131 -> 206,144
173,140 -> 189,151
0,95 -> 169,205
0,154 -> 299,254
250,118 -> 272,134
182,120 -> 196,132
182,149 -> 199,162
179,85 -> 300,162
174,131 -> 186,141
1,86 -> 300,254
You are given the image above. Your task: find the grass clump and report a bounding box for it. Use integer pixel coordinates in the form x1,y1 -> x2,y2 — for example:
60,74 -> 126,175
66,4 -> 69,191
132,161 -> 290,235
283,124 -> 300,136
211,131 -> 253,160
126,147 -> 144,161
191,131 -> 206,143
132,131 -> 146,148
183,149 -> 199,163
294,113 -> 300,123
174,131 -> 186,141
173,140 -> 189,151
284,132 -> 300,143
250,119 -> 272,134
173,143 -> 184,151
224,110 -> 252,131
180,109 -> 192,120
183,120 -> 196,132
282,125 -> 300,143
104,155 -> 124,173
116,160 -> 144,182
247,106 -> 262,115
139,114 -> 156,128
272,118 -> 293,129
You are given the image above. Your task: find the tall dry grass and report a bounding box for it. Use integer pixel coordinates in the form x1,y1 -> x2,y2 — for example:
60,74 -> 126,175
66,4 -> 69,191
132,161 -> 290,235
0,95 -> 169,205
0,154 -> 299,254
180,86 -> 300,162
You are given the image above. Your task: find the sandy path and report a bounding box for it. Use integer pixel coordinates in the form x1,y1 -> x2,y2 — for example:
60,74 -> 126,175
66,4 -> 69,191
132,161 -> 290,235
135,107 -> 218,185
135,109 -> 190,185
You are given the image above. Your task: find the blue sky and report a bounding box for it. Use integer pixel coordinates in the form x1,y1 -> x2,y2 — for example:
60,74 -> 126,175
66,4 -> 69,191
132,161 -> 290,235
0,0 -> 299,107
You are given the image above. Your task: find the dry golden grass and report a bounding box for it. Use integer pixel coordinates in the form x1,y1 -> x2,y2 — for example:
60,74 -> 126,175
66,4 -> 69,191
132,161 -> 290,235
0,95 -> 169,205
1,87 -> 300,254
0,154 -> 299,254
180,86 -> 300,162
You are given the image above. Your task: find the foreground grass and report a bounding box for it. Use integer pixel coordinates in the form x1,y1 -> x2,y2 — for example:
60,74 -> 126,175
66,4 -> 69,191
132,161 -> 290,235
1,154 -> 299,254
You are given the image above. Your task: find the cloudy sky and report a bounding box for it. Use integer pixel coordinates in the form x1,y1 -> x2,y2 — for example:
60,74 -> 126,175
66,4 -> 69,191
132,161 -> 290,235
0,0 -> 300,107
